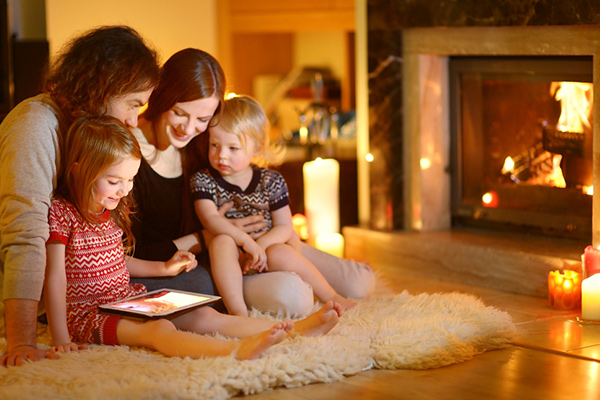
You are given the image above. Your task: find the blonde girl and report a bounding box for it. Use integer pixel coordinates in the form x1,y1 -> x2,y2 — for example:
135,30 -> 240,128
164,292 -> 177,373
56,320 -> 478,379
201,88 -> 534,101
191,95 -> 356,316
44,116 -> 342,360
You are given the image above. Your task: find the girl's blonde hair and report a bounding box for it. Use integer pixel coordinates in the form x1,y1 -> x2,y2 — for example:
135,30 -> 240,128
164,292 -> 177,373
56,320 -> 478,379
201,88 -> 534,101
55,116 -> 142,252
216,95 -> 283,167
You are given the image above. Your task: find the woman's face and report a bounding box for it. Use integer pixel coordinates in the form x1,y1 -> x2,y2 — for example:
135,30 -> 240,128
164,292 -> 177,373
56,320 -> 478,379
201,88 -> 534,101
157,95 -> 220,150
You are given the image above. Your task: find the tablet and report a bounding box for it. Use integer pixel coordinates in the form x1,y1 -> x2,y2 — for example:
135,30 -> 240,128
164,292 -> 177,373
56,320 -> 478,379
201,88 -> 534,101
99,289 -> 221,320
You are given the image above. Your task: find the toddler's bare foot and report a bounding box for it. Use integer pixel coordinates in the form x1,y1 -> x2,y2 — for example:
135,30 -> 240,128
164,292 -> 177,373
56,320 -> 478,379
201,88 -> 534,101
292,300 -> 341,338
235,321 -> 293,360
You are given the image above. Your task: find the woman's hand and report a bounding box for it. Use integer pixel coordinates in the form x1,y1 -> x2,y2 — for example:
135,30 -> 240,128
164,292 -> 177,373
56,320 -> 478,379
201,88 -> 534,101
164,250 -> 198,276
218,202 -> 268,238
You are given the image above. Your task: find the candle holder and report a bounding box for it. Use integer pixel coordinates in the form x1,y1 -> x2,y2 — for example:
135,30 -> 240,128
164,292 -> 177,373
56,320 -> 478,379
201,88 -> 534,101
576,316 -> 600,325
548,270 -> 582,310
583,245 -> 600,279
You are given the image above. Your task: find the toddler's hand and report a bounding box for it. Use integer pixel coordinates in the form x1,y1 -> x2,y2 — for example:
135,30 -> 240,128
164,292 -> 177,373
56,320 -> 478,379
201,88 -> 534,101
240,239 -> 267,273
165,250 -> 198,276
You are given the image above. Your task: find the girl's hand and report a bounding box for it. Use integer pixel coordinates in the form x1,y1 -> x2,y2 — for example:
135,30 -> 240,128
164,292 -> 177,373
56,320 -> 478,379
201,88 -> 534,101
240,239 -> 268,273
165,250 -> 198,276
50,342 -> 87,354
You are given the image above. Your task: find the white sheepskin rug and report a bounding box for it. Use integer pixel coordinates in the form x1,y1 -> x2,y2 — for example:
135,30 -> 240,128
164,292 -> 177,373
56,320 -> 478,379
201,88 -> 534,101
0,291 -> 516,400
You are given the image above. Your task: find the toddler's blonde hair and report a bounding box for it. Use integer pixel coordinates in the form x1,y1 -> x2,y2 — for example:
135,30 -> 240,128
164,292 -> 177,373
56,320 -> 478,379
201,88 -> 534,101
217,95 -> 283,167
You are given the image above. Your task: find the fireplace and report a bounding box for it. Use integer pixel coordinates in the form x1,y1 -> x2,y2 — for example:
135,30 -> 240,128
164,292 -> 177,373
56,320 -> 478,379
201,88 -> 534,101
401,25 -> 600,248
449,55 -> 593,241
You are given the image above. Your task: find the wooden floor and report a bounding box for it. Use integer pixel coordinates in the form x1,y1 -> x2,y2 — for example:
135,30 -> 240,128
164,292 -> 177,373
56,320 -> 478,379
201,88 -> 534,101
243,262 -> 600,400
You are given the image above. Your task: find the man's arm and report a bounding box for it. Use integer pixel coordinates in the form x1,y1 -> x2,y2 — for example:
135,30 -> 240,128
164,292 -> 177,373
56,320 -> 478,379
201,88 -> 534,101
1,299 -> 56,366
0,97 -> 63,366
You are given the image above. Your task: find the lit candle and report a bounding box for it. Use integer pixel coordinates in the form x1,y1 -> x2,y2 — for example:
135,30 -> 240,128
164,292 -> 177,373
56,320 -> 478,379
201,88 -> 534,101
302,158 -> 339,242
292,213 -> 309,241
583,245 -> 600,278
315,233 -> 345,258
582,274 -> 600,320
547,270 -> 581,310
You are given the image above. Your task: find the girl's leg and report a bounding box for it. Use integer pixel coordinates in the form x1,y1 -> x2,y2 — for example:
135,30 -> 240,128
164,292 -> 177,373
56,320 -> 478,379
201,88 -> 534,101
208,234 -> 249,316
172,301 -> 342,339
267,243 -> 357,313
115,317 -> 291,360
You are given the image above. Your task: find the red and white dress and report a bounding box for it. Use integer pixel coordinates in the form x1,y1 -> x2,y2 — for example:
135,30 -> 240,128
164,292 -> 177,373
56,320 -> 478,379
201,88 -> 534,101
48,198 -> 146,345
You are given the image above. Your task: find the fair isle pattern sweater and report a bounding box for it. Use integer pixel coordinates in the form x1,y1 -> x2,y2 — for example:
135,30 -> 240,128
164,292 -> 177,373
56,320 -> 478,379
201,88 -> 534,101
190,165 -> 290,234
48,198 -> 146,345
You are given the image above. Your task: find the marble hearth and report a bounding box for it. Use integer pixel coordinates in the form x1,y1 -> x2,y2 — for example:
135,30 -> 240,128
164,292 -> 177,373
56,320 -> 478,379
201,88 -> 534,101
346,25 -> 600,298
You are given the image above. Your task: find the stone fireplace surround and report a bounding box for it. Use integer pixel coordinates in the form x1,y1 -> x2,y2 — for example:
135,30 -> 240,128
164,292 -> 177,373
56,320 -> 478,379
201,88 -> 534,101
344,25 -> 600,298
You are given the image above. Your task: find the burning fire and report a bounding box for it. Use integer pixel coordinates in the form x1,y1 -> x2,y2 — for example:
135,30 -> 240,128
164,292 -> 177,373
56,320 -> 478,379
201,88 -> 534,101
551,81 -> 593,133
500,81 -> 593,195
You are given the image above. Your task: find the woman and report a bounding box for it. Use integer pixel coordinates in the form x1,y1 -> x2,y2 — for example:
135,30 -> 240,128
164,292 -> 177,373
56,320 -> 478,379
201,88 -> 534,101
130,48 -> 375,316
0,25 -> 160,367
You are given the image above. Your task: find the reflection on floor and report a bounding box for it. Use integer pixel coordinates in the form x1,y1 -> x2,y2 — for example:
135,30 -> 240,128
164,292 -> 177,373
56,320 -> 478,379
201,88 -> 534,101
245,262 -> 600,400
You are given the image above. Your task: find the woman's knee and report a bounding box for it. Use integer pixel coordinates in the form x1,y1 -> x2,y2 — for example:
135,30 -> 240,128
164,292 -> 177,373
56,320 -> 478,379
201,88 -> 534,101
243,271 -> 314,318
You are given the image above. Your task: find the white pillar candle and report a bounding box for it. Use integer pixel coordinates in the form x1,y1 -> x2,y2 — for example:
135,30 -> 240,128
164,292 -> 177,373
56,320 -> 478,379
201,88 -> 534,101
316,233 -> 345,258
303,157 -> 340,243
582,274 -> 600,320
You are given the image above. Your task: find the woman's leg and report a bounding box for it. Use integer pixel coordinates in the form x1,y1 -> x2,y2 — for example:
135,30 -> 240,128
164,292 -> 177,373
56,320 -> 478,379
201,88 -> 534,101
300,242 -> 376,299
208,234 -> 249,316
115,317 -> 291,360
266,244 -> 356,313
171,301 -> 342,339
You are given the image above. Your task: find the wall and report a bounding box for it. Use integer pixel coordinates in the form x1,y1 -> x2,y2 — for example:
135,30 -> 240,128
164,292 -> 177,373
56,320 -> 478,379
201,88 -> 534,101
9,0 -> 46,39
293,31 -> 346,85
45,0 -> 218,62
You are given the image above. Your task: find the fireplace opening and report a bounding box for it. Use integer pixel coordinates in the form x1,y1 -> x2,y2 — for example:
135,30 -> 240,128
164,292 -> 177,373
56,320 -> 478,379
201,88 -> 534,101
450,56 -> 593,241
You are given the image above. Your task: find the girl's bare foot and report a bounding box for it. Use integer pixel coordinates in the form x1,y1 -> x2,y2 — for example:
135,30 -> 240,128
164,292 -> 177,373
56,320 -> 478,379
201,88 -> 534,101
332,294 -> 357,314
235,321 -> 293,360
293,300 -> 342,338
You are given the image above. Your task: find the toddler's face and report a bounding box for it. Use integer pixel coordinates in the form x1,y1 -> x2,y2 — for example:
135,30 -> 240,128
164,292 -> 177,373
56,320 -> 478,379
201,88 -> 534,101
208,125 -> 256,181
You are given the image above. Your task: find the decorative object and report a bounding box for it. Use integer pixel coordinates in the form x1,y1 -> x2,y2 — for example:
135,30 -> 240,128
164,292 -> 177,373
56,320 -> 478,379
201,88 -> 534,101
315,232 -> 345,258
582,245 -> 600,278
302,157 -> 339,243
291,213 -> 309,241
547,270 -> 581,310
0,292 -> 516,400
582,274 -> 600,321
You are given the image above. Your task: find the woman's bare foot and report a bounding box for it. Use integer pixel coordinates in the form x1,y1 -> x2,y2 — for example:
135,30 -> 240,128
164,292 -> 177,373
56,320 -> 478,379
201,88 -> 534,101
292,300 -> 342,338
235,321 -> 293,360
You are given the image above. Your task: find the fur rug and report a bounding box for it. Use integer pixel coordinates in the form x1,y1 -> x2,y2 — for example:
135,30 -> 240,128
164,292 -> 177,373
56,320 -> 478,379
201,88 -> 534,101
0,291 -> 516,400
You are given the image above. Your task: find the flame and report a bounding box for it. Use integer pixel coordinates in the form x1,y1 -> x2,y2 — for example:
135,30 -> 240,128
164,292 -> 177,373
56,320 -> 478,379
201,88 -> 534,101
420,157 -> 431,170
551,81 -> 593,133
501,157 -> 514,174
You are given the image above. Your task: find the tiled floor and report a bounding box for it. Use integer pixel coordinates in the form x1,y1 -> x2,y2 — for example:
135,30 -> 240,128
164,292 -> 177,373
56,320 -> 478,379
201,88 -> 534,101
244,263 -> 600,399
